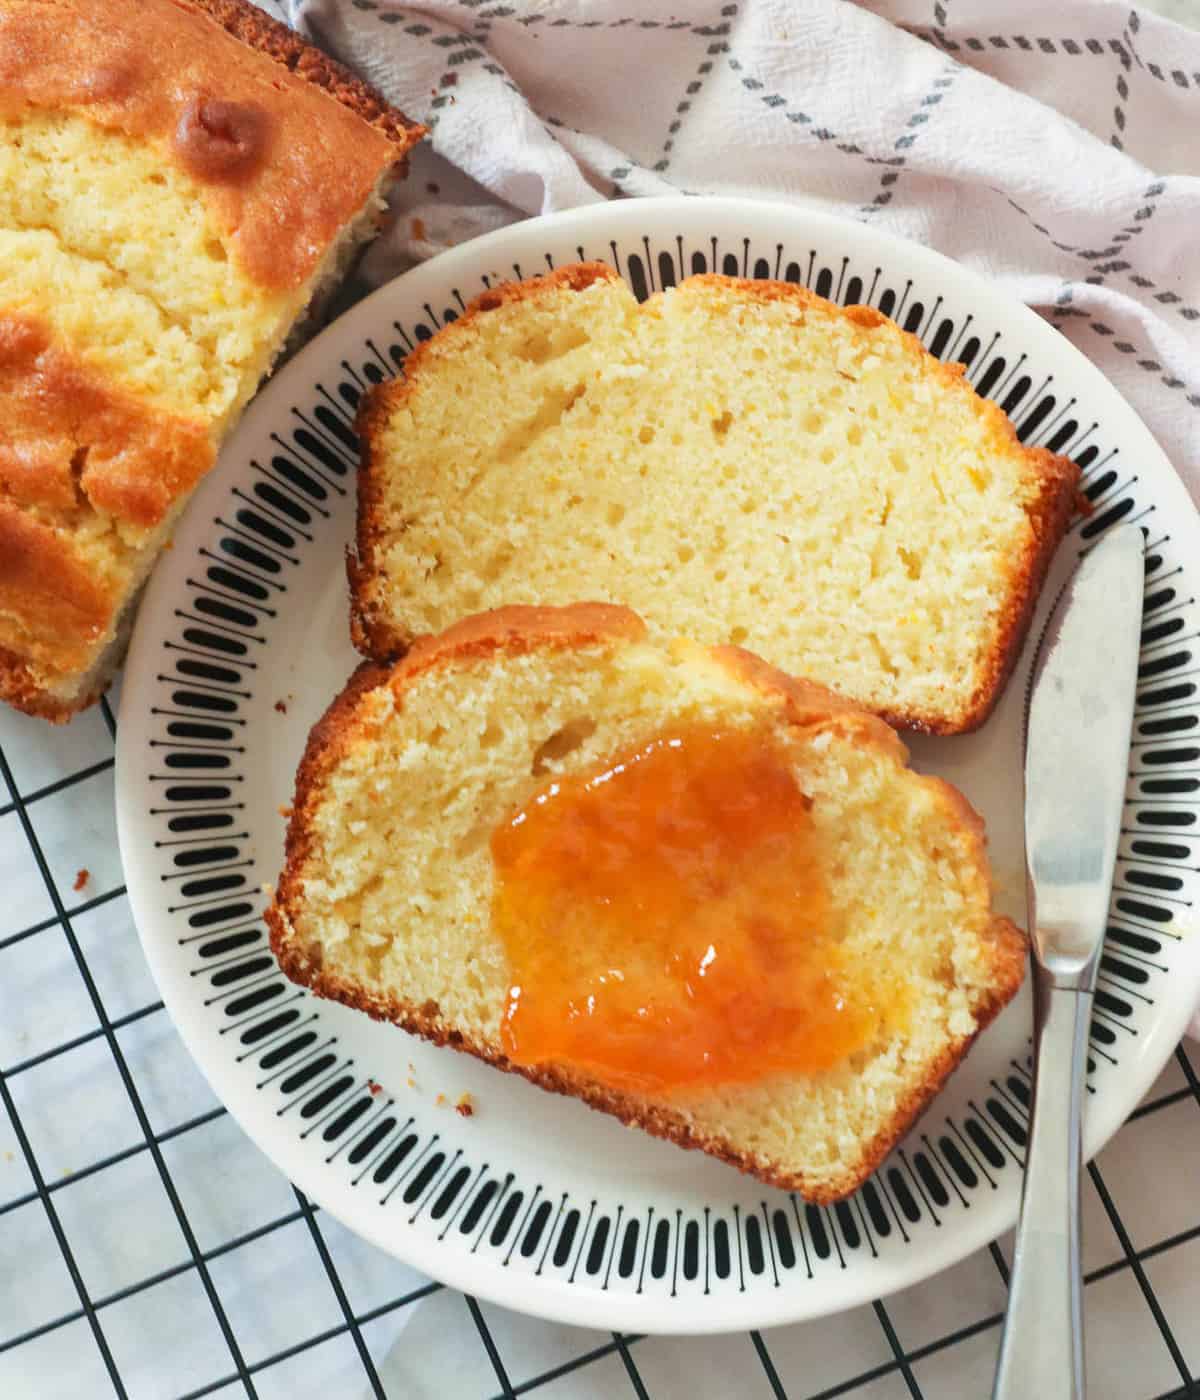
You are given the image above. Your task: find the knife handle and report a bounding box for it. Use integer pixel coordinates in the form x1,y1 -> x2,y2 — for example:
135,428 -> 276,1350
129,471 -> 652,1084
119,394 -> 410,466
992,965 -> 1090,1400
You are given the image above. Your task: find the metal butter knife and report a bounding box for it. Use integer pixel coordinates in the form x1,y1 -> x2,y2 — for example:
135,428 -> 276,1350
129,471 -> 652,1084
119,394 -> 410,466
992,524 -> 1144,1400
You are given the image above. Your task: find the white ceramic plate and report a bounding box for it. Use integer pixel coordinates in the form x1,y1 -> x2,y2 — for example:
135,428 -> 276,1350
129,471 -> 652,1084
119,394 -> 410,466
116,197 -> 1200,1333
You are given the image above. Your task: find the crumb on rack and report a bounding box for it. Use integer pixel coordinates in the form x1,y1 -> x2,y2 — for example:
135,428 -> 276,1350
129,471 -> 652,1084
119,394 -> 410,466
441,71 -> 458,88
278,805 -> 293,819
406,1076 -> 416,1089
435,1093 -> 447,1107
73,868 -> 89,892
455,1093 -> 475,1118
274,699 -> 288,714
367,1078 -> 382,1097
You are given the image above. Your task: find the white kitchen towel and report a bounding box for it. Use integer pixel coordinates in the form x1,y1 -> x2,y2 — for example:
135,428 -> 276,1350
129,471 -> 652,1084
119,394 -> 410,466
282,0 -> 1200,499
276,0 -> 1200,1035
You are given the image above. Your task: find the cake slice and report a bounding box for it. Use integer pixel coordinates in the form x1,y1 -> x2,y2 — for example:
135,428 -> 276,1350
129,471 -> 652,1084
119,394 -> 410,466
0,0 -> 423,719
267,605 -> 1026,1200
351,264 -> 1078,734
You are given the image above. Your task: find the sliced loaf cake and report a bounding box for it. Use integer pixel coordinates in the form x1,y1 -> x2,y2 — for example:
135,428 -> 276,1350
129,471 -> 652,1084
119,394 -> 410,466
267,605 -> 1026,1200
0,0 -> 423,718
351,264 -> 1078,734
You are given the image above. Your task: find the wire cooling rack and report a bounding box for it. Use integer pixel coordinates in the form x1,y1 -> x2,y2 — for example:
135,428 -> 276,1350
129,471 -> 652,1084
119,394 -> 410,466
1,690 -> 1199,1399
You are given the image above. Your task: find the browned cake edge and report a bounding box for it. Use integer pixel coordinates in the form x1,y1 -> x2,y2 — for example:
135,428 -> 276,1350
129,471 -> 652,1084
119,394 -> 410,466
0,1 -> 425,723
0,647 -> 96,723
266,604 -> 1028,1203
950,442 -> 1079,733
182,0 -> 425,154
348,263 -> 1080,734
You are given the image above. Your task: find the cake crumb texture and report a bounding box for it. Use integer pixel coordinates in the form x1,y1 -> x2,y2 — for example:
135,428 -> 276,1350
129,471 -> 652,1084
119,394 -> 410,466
353,265 -> 1078,733
267,605 -> 1026,1201
0,0 -> 422,719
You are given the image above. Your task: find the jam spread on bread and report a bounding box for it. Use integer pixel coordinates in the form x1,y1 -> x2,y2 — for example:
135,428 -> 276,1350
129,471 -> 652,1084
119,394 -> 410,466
491,725 -> 901,1093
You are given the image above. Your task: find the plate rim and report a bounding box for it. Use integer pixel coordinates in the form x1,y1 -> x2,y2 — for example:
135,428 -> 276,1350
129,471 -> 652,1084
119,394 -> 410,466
116,194 -> 1200,1333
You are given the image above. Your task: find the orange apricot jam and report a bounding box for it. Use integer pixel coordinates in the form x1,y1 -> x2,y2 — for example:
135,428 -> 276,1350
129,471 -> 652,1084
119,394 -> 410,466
490,724 -> 901,1096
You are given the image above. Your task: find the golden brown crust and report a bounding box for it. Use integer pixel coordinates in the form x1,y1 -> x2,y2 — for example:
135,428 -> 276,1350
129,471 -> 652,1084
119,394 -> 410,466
349,264 -> 623,658
0,310 -> 213,717
710,642 -> 910,763
466,261 -> 620,314
180,0 -> 424,150
0,312 -> 214,531
350,263 -> 1079,731
0,501 -> 119,679
0,0 -> 423,291
267,605 -> 1028,1201
0,645 -> 99,720
393,600 -> 646,689
0,0 -> 424,719
952,445 -> 1080,733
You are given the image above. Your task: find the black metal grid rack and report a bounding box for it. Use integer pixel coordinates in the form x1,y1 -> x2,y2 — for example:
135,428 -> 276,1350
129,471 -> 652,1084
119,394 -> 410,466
2,685 -> 1200,1399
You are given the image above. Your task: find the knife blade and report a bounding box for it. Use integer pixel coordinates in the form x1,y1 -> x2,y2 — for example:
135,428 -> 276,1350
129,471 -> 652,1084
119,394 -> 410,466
1024,523 -> 1145,981
993,523 -> 1144,1400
